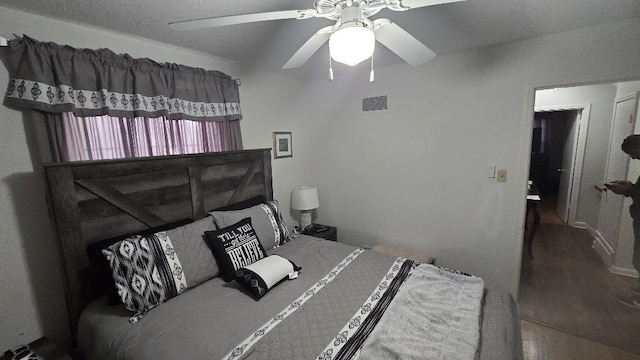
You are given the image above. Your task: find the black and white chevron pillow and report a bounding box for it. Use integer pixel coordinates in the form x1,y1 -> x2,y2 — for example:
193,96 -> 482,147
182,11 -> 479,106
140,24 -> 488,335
102,232 -> 187,322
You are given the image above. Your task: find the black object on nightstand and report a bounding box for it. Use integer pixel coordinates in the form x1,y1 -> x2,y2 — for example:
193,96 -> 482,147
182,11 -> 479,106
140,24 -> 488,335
1,337 -> 72,360
302,223 -> 337,242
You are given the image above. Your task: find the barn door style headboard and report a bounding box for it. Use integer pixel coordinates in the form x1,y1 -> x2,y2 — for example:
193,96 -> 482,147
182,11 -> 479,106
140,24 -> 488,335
43,149 -> 273,338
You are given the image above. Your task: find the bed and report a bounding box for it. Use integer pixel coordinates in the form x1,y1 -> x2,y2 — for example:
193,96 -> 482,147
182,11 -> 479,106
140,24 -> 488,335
43,149 -> 522,360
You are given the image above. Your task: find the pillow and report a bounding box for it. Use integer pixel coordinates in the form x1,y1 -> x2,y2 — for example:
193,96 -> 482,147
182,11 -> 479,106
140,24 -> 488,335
234,255 -> 301,300
213,195 -> 266,211
204,217 -> 267,282
163,217 -> 221,283
101,216 -> 217,319
209,200 -> 291,251
87,218 -> 193,304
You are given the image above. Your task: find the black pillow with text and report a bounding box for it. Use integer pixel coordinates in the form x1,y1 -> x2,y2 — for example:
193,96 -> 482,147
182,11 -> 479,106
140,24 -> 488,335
204,217 -> 266,282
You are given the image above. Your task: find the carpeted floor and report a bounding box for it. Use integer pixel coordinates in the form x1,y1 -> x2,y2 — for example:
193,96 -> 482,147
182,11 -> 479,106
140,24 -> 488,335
519,223 -> 640,355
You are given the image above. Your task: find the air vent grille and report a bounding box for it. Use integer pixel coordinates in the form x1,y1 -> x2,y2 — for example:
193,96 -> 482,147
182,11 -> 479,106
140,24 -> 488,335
362,95 -> 387,112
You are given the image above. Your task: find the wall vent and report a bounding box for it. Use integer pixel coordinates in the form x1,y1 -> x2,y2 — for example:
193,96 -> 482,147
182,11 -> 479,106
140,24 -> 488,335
362,95 -> 387,112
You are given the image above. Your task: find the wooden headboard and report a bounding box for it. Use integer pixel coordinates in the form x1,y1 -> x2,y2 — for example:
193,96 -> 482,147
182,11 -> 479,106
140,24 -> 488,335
43,149 -> 273,337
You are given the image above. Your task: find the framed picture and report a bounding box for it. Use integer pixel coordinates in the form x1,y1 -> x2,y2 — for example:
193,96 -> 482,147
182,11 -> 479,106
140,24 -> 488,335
273,132 -> 292,159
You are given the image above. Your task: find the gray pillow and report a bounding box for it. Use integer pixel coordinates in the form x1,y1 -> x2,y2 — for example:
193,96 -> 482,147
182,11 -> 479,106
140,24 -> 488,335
209,200 -> 290,251
163,216 -> 220,284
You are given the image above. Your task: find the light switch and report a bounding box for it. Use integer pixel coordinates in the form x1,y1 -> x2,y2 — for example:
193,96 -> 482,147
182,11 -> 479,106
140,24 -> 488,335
488,165 -> 496,178
497,169 -> 507,182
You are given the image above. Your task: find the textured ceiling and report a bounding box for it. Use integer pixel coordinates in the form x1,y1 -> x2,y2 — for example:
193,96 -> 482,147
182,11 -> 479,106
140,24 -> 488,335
2,0 -> 640,79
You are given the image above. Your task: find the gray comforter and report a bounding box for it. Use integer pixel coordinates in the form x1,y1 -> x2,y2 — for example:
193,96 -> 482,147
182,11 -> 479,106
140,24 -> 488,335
78,236 -> 522,360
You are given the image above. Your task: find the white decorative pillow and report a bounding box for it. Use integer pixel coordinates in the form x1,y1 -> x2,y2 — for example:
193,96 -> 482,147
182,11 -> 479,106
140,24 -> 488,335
209,200 -> 291,250
234,255 -> 301,299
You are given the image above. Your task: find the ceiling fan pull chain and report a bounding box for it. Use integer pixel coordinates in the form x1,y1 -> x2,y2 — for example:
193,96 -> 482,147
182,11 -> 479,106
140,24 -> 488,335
369,51 -> 375,82
329,49 -> 335,81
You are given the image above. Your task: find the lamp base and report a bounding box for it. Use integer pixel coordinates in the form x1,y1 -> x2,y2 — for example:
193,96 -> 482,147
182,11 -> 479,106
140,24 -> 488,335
300,211 -> 312,230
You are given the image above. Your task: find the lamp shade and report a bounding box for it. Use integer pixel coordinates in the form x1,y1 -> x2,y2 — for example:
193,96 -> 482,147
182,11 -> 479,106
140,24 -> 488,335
291,186 -> 319,211
329,24 -> 375,66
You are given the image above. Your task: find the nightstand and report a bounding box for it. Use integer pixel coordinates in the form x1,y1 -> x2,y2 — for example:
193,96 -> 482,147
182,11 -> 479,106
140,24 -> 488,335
1,337 -> 72,360
303,224 -> 337,242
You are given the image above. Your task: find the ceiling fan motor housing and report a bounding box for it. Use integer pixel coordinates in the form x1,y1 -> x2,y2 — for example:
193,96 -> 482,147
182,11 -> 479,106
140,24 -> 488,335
314,0 -> 384,20
335,4 -> 374,30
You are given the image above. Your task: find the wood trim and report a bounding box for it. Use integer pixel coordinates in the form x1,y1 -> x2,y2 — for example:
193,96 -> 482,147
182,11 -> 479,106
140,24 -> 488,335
44,167 -> 88,339
608,265 -> 640,278
49,150 -> 267,178
227,160 -> 261,205
263,149 -> 273,200
188,167 -> 204,219
75,179 -> 167,228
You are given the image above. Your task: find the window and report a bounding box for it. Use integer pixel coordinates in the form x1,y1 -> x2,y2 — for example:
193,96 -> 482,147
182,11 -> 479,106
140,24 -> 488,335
55,112 -> 241,161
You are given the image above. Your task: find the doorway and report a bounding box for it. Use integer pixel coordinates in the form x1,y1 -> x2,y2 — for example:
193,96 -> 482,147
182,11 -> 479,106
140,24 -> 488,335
520,81 -> 640,358
529,108 -> 584,224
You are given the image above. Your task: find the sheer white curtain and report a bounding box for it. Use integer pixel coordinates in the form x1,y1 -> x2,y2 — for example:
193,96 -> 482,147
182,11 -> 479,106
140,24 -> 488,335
48,112 -> 242,162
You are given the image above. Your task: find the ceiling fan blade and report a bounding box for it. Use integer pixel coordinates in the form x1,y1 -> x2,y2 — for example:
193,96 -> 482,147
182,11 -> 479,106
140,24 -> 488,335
169,9 -> 316,31
282,26 -> 333,69
398,0 -> 466,9
373,19 -> 436,66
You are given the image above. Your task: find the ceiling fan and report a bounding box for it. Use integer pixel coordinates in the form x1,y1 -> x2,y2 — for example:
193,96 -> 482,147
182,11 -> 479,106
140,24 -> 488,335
169,0 -> 466,73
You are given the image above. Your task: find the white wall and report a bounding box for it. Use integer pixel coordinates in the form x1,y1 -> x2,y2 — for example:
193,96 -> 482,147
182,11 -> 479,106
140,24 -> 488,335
617,81 -> 640,97
238,68 -> 312,226
535,84 -> 617,227
298,18 -> 640,297
0,6 -> 312,351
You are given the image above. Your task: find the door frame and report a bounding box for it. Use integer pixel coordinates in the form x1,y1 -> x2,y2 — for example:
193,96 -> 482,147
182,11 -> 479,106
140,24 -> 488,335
534,103 -> 591,226
595,92 -> 639,271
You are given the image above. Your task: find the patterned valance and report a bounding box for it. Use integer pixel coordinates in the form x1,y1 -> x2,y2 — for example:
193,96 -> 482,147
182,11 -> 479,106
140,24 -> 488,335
2,36 -> 241,122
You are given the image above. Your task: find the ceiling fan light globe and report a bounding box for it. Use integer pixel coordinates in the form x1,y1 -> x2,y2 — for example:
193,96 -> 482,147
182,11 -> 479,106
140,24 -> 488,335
329,26 -> 375,66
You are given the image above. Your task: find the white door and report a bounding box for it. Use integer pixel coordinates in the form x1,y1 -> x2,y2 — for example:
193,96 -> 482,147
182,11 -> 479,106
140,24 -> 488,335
598,93 -> 639,250
556,110 -> 581,223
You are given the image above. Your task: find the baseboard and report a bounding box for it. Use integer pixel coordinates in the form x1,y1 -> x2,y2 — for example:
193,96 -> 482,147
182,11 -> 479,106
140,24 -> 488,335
572,221 -> 588,230
575,222 -> 613,264
574,222 -> 639,278
609,265 -> 640,278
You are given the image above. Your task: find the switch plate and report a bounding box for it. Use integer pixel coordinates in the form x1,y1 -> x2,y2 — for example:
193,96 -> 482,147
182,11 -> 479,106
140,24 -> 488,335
497,169 -> 507,182
488,165 -> 496,178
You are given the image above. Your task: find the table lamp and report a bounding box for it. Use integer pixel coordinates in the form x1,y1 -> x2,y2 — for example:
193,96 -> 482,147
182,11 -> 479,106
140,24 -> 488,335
291,185 -> 319,230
